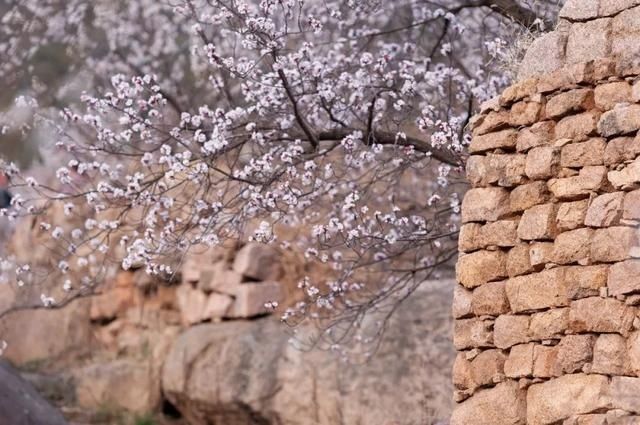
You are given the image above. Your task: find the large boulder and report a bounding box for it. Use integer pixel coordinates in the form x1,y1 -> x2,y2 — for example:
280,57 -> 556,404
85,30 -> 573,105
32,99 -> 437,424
73,359 -> 158,414
162,279 -> 454,425
0,298 -> 93,365
0,360 -> 68,425
73,324 -> 180,415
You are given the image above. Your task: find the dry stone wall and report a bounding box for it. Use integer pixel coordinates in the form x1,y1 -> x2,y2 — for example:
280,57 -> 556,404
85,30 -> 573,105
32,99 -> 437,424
453,2 -> 640,424
177,242 -> 283,324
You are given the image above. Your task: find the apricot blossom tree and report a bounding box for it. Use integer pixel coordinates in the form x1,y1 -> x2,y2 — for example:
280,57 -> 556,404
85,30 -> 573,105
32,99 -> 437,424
0,0 -> 559,356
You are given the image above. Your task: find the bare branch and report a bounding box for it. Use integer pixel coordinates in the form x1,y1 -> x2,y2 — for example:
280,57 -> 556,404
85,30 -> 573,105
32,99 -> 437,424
480,0 -> 549,28
318,129 -> 461,167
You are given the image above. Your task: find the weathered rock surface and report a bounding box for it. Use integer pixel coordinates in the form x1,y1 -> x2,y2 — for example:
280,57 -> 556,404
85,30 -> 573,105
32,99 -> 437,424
527,374 -> 611,425
450,381 -> 526,425
73,359 -> 159,414
0,299 -> 93,365
0,361 -> 68,425
162,280 -> 455,425
233,243 -> 282,281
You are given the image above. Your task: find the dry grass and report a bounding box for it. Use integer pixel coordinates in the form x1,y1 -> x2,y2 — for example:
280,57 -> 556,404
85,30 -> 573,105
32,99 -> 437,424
496,29 -> 538,80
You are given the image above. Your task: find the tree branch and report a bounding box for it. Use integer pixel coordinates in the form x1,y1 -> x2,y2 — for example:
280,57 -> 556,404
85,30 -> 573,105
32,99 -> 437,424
479,0 -> 549,28
277,68 -> 319,150
317,129 -> 461,166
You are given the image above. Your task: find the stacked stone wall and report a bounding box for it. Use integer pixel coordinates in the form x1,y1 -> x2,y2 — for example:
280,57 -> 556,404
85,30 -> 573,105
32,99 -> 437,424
453,2 -> 640,424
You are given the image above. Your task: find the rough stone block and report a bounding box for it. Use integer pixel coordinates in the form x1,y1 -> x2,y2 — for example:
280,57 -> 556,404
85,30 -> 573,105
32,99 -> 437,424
509,101 -> 543,127
182,246 -> 225,280
506,268 -> 569,313
585,192 -> 624,227
598,104 -> 640,137
556,199 -> 589,231
627,331 -> 640,375
469,129 -> 518,154
527,374 -> 612,425
556,334 -> 596,374
604,136 -> 640,166
530,242 -> 554,269
536,68 -> 579,95
456,250 -> 508,289
176,284 -> 208,326
592,333 -> 630,375
467,154 -> 527,188
546,88 -> 594,118
612,2 -> 640,31
194,263 -> 220,290
459,220 -> 519,252
464,156 -> 487,188
504,343 -> 534,378
533,345 -> 559,378
472,280 -> 510,316
90,286 -> 135,322
478,220 -> 519,248
569,297 -> 635,335
526,146 -> 560,180
634,80 -> 640,102
609,260 -> 640,296
501,78 -> 539,105
564,265 -> 609,299
473,110 -> 510,136
548,166 -> 607,200
623,189 -> 640,220
607,413 -> 640,425
561,138 -> 606,168
507,244 -> 534,277
517,203 -> 558,241
610,376 -> 640,413
591,226 -> 638,263
530,308 -> 569,340
232,243 -> 281,281
559,0 -> 599,20
452,353 -> 474,390
469,349 -> 507,389
226,281 -> 282,318
600,0 -> 640,16
615,39 -> 640,76
594,81 -> 632,110
592,57 -> 619,81
454,318 -> 494,350
203,293 -> 233,319
608,157 -> 640,190
458,223 -> 481,253
537,59 -> 611,94
198,262 -> 243,294
450,381 -> 526,425
566,18 -> 613,65
555,111 -> 601,141
461,187 -> 511,223
612,7 -> 640,76
510,181 -> 550,212
182,260 -> 203,283
518,31 -> 567,80
479,96 -> 501,115
551,228 -> 594,265
517,121 -> 555,152
494,314 -> 531,349
453,284 -> 474,319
